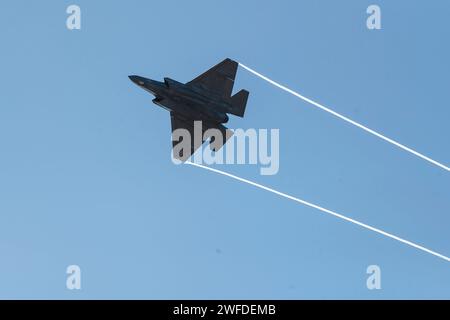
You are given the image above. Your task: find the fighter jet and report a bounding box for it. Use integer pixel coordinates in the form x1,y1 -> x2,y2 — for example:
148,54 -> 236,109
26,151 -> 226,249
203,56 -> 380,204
129,58 -> 249,161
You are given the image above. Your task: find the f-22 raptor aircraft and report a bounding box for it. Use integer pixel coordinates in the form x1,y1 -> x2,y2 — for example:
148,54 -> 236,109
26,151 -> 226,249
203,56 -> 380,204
129,58 -> 249,161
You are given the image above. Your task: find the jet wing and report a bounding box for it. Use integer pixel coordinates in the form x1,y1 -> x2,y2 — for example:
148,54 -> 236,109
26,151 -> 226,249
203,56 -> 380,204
187,58 -> 238,97
170,113 -> 233,161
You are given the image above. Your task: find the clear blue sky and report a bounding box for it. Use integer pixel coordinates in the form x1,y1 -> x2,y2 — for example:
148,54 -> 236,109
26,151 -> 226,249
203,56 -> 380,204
0,0 -> 449,299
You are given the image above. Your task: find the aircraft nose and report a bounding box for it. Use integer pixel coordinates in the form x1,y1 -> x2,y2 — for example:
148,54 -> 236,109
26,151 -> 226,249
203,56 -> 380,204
128,75 -> 145,86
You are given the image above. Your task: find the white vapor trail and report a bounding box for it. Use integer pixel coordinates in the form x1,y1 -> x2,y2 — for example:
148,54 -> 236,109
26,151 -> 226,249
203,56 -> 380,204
186,161 -> 450,263
238,62 -> 450,172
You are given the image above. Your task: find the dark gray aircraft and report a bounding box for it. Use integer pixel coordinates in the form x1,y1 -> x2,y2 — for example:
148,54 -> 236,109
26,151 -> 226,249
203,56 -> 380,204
129,58 -> 249,161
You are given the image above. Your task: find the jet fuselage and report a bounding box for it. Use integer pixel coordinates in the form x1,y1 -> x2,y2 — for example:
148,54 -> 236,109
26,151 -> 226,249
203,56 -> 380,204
129,75 -> 229,124
128,58 -> 249,161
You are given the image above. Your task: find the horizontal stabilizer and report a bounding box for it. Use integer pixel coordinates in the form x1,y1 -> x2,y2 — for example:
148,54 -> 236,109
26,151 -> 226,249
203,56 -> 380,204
228,89 -> 249,117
